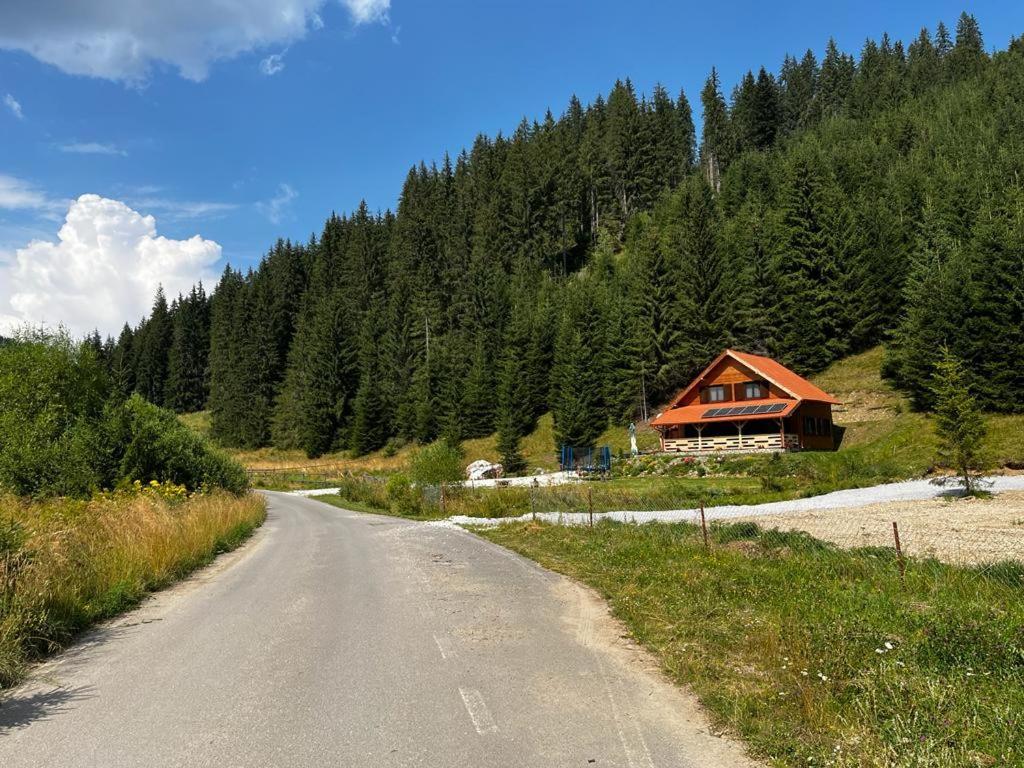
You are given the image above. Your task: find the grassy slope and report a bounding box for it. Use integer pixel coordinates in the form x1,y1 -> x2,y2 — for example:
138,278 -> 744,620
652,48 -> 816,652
479,518 -> 1024,767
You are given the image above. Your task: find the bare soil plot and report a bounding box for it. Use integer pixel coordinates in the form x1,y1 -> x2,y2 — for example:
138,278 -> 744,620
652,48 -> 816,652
734,490 -> 1024,565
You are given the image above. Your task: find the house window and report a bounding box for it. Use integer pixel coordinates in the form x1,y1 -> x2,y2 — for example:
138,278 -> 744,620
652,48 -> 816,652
744,381 -> 765,400
804,416 -> 816,435
704,385 -> 726,403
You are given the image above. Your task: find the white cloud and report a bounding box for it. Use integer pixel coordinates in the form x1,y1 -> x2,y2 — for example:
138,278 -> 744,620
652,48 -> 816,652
256,183 -> 298,224
4,93 -> 23,119
0,194 -> 221,336
59,141 -> 128,156
132,197 -> 239,221
344,0 -> 390,25
259,52 -> 286,76
0,1 -> 392,84
0,174 -> 67,214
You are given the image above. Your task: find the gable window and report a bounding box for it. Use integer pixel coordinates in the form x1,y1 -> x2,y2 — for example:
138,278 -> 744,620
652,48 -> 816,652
744,381 -> 766,400
703,385 -> 726,403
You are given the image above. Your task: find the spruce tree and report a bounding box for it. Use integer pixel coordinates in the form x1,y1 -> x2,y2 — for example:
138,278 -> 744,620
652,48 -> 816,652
699,68 -> 731,192
133,287 -> 171,406
931,346 -> 986,494
349,316 -> 387,455
948,12 -> 986,81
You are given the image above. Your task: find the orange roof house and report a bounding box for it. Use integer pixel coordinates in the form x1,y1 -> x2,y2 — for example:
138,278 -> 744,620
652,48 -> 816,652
651,349 -> 840,454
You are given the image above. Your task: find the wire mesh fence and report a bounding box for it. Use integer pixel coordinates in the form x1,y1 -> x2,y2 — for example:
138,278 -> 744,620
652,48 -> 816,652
492,479 -> 1024,593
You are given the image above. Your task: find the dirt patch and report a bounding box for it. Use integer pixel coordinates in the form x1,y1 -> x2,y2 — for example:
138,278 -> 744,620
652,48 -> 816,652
734,491 -> 1024,566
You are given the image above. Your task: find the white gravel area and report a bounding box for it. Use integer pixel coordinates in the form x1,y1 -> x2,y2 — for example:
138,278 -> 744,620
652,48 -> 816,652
438,475 -> 1024,528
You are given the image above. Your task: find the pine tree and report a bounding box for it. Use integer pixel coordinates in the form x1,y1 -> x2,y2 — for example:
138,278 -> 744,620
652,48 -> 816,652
780,50 -> 818,136
884,203 -> 977,409
164,285 -> 210,413
551,321 -> 605,450
931,346 -> 986,493
665,176 -> 735,375
348,316 -> 387,455
948,12 -> 986,81
208,267 -> 246,446
108,324 -> 136,399
494,339 -> 531,474
907,27 -> 940,95
273,287 -> 358,457
699,68 -> 731,192
816,38 -> 854,120
772,147 -> 847,372
133,287 -> 172,406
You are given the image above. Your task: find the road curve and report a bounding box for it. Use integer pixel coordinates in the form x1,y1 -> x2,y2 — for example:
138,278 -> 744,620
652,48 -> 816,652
0,492 -> 756,767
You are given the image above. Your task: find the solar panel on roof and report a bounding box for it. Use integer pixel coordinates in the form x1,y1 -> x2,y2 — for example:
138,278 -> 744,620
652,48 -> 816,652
702,402 -> 789,419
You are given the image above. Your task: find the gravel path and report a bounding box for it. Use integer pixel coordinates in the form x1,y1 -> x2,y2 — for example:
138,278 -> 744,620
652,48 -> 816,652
438,475 -> 1024,528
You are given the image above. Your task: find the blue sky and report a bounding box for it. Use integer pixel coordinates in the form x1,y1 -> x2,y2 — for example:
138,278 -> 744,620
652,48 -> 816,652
1,0 -> 1022,334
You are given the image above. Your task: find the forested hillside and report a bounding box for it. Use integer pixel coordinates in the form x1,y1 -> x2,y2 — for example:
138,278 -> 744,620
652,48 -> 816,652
93,12 -> 1024,461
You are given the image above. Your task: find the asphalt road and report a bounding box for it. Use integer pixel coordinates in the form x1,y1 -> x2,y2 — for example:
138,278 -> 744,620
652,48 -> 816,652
0,492 -> 756,767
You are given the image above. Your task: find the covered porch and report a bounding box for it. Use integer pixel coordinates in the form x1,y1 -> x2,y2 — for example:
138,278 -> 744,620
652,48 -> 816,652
658,418 -> 800,454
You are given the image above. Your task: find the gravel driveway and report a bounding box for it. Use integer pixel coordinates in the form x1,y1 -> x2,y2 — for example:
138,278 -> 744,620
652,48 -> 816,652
441,475 -> 1024,528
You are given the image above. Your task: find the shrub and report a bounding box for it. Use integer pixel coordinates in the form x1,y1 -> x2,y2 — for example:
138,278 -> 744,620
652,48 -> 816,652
385,473 -> 421,516
0,329 -> 109,497
755,452 -> 785,492
410,440 -> 465,487
0,332 -> 247,497
109,396 -> 248,494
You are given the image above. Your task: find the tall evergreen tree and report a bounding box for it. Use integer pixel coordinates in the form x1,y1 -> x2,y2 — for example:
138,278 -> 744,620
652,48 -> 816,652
699,68 -> 731,192
133,287 -> 172,406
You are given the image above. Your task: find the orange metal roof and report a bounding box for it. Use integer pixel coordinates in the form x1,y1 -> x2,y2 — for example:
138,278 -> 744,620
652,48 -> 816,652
651,398 -> 799,428
727,350 -> 841,404
667,349 -> 841,409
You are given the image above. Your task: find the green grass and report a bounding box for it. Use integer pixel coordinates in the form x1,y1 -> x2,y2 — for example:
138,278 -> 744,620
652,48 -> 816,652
478,519 -> 1024,767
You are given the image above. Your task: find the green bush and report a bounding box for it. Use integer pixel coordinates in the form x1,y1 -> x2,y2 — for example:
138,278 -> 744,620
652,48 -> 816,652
385,473 -> 421,516
410,440 -> 464,487
109,396 -> 248,494
0,331 -> 247,497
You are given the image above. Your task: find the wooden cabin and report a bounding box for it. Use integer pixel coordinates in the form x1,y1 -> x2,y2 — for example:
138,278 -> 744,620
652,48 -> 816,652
651,349 -> 840,454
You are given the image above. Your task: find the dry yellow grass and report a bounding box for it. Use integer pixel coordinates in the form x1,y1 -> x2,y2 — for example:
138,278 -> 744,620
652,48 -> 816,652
0,489 -> 265,688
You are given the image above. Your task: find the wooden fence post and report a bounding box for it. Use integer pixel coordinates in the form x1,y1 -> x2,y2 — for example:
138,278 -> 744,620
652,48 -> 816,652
588,487 -> 594,528
700,501 -> 709,550
892,521 -> 906,587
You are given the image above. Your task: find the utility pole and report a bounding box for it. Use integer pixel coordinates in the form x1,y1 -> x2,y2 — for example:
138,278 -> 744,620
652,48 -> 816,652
640,369 -> 649,423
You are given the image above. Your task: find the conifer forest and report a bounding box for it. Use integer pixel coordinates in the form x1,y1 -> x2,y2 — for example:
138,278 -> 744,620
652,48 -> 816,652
93,13 -> 1024,459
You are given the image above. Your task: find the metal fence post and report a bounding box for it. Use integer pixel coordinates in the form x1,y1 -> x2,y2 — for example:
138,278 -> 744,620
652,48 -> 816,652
588,487 -> 594,528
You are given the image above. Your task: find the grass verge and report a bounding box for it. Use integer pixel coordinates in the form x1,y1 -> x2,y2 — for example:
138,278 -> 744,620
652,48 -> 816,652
312,473 -> 806,521
478,519 -> 1024,767
0,487 -> 266,689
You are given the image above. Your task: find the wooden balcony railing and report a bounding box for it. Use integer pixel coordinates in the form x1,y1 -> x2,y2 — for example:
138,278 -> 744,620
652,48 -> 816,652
661,433 -> 800,454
